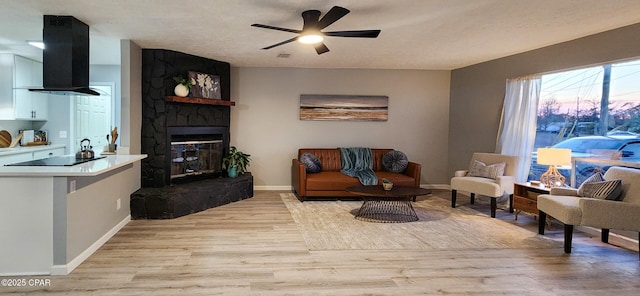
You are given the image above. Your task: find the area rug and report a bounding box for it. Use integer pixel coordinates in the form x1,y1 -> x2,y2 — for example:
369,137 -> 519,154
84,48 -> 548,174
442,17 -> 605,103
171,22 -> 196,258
281,193 -> 561,250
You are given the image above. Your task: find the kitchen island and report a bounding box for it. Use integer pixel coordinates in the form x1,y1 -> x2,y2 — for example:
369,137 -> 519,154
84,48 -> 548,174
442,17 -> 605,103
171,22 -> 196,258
0,154 -> 146,276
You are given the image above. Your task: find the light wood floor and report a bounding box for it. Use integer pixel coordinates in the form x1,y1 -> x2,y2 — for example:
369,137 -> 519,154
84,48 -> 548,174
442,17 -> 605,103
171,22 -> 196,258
2,190 -> 639,295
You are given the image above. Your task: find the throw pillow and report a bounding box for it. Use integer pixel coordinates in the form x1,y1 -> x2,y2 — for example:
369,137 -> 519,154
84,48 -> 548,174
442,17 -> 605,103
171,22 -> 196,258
584,172 -> 605,183
467,160 -> 506,179
577,172 -> 605,196
382,150 -> 409,173
578,179 -> 623,200
299,153 -> 322,173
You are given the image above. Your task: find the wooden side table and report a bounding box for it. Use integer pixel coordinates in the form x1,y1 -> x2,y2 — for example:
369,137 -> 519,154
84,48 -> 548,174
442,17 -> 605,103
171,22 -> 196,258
513,182 -> 550,221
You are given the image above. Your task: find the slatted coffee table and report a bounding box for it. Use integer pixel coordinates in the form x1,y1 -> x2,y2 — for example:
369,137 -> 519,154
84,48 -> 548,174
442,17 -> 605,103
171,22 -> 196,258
346,185 -> 431,223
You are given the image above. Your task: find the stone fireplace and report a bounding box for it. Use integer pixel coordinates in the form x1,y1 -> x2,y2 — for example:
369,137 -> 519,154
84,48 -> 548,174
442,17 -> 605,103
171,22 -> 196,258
140,49 -> 232,188
132,49 -> 252,219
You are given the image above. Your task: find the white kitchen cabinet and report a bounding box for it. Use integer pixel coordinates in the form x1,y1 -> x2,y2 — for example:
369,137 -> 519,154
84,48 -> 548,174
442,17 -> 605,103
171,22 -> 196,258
14,89 -> 48,120
0,54 -> 48,120
13,54 -> 31,87
0,145 -> 66,165
0,152 -> 32,166
33,147 -> 64,160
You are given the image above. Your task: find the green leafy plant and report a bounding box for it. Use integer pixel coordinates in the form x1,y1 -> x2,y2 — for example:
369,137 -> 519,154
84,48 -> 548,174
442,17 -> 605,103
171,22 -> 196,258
173,76 -> 193,89
222,146 -> 251,175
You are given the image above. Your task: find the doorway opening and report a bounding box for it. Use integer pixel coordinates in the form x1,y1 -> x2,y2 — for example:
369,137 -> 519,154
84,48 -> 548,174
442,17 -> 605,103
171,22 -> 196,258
73,83 -> 115,154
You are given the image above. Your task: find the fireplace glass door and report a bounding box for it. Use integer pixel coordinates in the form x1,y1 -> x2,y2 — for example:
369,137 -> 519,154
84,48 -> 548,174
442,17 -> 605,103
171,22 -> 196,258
170,140 -> 223,180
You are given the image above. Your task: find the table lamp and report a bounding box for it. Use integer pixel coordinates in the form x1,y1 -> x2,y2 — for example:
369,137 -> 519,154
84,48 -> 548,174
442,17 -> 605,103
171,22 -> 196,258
537,148 -> 572,187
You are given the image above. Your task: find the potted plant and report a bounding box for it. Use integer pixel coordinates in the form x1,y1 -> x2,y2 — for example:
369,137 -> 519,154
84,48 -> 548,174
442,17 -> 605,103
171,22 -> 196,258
173,76 -> 193,97
222,146 -> 251,178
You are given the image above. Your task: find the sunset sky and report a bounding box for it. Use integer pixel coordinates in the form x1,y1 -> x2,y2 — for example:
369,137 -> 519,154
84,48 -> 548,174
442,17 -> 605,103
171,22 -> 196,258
539,59 -> 640,115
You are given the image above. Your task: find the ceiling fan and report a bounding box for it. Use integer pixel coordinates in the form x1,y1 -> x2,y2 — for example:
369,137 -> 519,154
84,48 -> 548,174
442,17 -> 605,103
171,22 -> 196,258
251,6 -> 381,55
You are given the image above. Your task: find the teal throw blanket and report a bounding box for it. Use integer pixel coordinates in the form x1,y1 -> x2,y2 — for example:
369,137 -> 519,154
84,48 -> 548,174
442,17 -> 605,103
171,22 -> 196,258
339,147 -> 378,185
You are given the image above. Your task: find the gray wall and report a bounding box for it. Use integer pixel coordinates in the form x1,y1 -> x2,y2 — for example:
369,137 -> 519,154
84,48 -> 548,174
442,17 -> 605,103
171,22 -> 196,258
231,67 -> 451,188
448,22 -> 640,178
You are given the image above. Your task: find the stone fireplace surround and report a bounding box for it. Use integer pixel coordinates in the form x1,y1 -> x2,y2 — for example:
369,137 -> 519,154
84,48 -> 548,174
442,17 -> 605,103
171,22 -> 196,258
133,49 -> 252,219
141,49 -> 232,188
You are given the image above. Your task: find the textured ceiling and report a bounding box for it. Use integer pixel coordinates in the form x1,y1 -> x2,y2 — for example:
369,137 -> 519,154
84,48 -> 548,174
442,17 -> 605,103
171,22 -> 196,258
1,0 -> 640,70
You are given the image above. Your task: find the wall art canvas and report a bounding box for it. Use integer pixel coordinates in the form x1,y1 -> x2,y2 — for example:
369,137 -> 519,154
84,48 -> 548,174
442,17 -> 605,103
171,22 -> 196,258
300,94 -> 389,121
188,71 -> 221,99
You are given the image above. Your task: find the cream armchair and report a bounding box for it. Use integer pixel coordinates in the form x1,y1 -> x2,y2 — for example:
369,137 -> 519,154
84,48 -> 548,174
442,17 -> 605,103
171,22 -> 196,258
450,153 -> 519,218
538,166 -> 640,258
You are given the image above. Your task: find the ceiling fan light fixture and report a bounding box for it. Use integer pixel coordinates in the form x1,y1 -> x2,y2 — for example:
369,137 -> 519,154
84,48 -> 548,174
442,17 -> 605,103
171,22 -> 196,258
298,32 -> 324,44
252,6 -> 379,54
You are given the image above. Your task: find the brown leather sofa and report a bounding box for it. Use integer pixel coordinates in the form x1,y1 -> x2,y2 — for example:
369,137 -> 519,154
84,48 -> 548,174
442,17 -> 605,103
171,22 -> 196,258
291,148 -> 422,201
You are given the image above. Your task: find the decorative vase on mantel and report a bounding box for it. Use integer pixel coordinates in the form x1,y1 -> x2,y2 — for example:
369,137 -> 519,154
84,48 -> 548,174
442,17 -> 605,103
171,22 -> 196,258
174,84 -> 189,97
173,76 -> 192,97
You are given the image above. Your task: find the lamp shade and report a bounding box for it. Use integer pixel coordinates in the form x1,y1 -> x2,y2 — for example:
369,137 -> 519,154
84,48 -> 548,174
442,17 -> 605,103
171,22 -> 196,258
537,148 -> 572,166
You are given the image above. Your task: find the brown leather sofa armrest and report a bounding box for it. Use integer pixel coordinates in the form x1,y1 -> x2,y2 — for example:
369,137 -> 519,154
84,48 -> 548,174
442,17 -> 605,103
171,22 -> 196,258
404,162 -> 422,187
291,159 -> 307,200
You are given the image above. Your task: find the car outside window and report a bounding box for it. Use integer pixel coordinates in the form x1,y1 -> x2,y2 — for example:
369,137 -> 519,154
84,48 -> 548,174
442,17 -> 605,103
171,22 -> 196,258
621,143 -> 640,160
552,138 -> 623,153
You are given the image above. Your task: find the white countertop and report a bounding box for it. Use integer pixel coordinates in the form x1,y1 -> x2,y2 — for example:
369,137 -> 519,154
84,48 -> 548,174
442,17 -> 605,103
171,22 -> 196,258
0,154 -> 147,177
0,144 -> 66,156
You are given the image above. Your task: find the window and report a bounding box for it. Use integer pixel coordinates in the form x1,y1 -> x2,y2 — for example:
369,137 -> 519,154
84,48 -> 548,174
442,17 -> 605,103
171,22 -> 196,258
529,59 -> 640,185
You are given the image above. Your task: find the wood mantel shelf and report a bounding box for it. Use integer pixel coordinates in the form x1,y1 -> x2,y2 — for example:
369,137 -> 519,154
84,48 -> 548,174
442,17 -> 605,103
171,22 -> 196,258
165,96 -> 236,106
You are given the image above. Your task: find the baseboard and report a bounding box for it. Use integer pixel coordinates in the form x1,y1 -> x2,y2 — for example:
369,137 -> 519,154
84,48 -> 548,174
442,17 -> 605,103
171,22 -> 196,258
576,226 -> 639,251
0,271 -> 49,276
51,215 -> 131,275
254,185 -> 292,191
254,184 -> 450,191
422,184 -> 450,190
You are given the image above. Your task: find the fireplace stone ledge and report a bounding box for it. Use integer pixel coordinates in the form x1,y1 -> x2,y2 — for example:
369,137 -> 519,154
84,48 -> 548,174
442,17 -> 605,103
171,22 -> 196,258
130,173 -> 253,219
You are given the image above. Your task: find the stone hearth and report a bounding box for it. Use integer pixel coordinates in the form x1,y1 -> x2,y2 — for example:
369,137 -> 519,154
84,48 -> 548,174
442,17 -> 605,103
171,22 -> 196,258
131,173 -> 253,219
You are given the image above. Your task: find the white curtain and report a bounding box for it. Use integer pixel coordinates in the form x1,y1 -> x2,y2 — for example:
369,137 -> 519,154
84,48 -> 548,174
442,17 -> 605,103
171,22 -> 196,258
496,75 -> 541,182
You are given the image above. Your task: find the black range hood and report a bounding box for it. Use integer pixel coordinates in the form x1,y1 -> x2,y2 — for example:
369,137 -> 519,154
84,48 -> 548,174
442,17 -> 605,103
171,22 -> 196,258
29,15 -> 99,96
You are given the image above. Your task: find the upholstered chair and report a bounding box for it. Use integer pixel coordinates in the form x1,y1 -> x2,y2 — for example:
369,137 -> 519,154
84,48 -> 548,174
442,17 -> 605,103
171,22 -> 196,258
538,166 -> 640,258
450,153 -> 519,218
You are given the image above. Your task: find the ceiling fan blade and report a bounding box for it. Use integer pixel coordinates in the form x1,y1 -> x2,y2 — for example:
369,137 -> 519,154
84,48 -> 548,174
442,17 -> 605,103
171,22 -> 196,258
251,24 -> 301,34
314,43 -> 330,55
324,30 -> 381,38
317,6 -> 350,29
261,37 -> 299,50
301,10 -> 321,30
